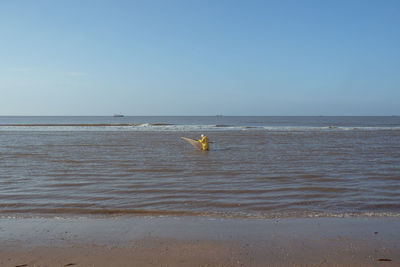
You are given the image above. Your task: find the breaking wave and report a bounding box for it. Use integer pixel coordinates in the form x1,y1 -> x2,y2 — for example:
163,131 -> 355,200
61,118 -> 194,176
1,124 -> 400,132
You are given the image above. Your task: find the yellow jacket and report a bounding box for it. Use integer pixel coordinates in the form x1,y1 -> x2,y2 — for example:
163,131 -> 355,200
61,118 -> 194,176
199,136 -> 209,151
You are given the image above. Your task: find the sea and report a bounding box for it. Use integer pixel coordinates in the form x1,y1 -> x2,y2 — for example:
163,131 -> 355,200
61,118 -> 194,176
0,116 -> 399,219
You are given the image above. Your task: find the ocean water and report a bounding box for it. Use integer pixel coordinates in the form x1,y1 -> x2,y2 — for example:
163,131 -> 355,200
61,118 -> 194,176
0,116 -> 399,218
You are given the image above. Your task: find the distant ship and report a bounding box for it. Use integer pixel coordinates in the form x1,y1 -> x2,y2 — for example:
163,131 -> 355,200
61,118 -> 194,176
113,114 -> 124,117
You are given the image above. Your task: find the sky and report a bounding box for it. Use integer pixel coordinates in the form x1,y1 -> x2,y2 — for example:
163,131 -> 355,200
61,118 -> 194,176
0,0 -> 399,116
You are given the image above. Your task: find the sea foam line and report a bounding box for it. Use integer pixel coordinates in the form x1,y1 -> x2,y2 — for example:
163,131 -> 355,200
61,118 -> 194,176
0,124 -> 399,132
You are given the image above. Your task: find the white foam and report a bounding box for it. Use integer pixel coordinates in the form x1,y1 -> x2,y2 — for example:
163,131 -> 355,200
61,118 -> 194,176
1,125 -> 399,132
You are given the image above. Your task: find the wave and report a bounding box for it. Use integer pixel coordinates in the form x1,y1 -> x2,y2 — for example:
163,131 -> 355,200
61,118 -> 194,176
1,208 -> 399,219
0,124 -> 399,132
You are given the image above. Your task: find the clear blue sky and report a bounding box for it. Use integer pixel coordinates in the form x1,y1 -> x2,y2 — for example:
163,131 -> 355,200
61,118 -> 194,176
1,0 -> 399,116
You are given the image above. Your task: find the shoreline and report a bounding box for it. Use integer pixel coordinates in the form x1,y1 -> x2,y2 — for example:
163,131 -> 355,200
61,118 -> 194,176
1,216 -> 398,266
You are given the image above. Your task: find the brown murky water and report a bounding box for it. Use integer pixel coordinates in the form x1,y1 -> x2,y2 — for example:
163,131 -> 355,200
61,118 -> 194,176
1,116 -> 399,218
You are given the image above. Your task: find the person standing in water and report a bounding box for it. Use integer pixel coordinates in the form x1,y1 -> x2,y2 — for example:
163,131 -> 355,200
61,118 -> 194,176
199,134 -> 209,151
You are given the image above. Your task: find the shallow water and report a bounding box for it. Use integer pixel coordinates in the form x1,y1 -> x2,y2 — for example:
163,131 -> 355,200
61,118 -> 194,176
0,116 -> 399,218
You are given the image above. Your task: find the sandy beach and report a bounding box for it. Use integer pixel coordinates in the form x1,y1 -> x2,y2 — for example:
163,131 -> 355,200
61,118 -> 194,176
1,216 -> 399,266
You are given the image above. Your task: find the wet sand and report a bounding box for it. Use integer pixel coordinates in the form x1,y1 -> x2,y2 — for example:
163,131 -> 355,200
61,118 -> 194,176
0,216 -> 399,266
